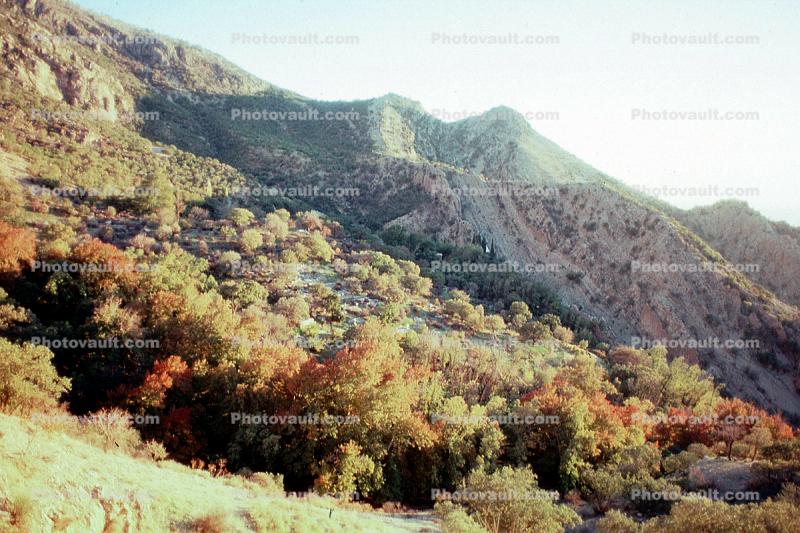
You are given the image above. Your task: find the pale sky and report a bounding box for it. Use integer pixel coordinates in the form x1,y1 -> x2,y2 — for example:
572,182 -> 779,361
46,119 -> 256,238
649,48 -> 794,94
75,0 -> 800,225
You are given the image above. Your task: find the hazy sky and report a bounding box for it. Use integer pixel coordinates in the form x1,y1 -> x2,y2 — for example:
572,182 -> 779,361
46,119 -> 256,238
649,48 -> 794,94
74,0 -> 800,224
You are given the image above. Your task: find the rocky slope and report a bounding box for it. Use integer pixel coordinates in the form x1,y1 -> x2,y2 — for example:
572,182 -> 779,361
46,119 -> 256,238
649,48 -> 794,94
1,0 -> 799,419
680,200 -> 800,307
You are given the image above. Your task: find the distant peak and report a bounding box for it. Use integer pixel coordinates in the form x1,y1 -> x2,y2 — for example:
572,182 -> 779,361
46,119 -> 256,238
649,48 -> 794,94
373,93 -> 425,112
478,106 -> 530,127
692,199 -> 754,214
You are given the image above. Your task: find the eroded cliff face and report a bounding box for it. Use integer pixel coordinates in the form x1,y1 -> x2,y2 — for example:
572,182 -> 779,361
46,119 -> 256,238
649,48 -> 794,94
1,0 -> 273,122
680,201 -> 800,308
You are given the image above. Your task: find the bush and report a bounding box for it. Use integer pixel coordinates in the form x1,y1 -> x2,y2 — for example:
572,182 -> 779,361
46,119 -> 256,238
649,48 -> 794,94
240,229 -> 264,254
78,408 -> 144,454
218,251 -> 242,273
553,325 -> 575,344
434,501 -> 487,533
314,441 -> 381,499
249,472 -> 285,495
580,467 -> 626,512
509,301 -> 532,329
520,320 -> 552,342
662,450 -> 702,475
0,339 -> 70,414
275,296 -> 310,326
264,212 -> 289,242
229,207 -> 255,227
597,510 -> 639,533
449,467 -> 580,533
143,440 -> 168,461
303,232 -> 334,262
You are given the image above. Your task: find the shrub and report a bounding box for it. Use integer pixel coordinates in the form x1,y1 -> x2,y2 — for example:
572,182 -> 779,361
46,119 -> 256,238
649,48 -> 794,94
143,440 -> 168,461
249,472 -> 285,495
191,511 -> 245,533
240,229 -> 264,254
597,510 -> 639,533
520,320 -> 552,342
0,339 -> 70,414
662,450 -> 702,475
509,301 -> 532,329
79,408 -> 144,454
314,441 -> 381,499
553,325 -> 575,344
229,207 -> 255,227
580,467 -> 626,512
264,212 -> 289,242
303,232 -> 334,262
450,467 -> 580,533
218,251 -> 242,273
434,501 -> 487,533
275,296 -> 310,326
7,492 -> 37,532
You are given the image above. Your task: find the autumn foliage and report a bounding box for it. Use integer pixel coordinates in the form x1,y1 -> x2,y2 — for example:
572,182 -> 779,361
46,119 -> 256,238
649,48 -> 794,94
0,221 -> 35,277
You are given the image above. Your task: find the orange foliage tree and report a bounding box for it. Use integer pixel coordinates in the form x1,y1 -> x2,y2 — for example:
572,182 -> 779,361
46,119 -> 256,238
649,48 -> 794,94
0,221 -> 35,277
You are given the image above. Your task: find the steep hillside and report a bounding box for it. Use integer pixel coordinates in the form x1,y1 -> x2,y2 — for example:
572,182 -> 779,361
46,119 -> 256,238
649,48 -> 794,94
1,0 -> 799,420
680,200 -> 800,307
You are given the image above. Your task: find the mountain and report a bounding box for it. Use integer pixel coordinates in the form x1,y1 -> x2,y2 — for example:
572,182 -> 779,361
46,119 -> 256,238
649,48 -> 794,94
1,0 -> 799,422
680,200 -> 800,307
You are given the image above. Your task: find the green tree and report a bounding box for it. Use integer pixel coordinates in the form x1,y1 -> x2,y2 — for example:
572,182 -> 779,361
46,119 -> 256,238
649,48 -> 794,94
240,228 -> 264,254
229,207 -> 255,227
508,301 -> 532,329
449,467 -> 580,533
0,339 -> 71,413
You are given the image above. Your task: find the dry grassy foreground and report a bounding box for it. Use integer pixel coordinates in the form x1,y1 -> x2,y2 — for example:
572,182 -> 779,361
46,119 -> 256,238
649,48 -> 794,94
0,413 -> 438,532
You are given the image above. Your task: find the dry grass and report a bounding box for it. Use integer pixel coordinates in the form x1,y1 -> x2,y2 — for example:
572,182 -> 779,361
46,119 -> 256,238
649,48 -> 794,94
0,413 -> 437,532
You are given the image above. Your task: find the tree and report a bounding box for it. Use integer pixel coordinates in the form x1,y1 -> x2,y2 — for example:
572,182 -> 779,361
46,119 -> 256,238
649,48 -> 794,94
239,229 -> 264,254
128,355 -> 190,411
448,467 -> 580,533
609,346 -> 720,412
136,170 -> 176,224
484,315 -> 505,339
293,319 -> 436,494
69,238 -> 139,296
714,398 -> 759,460
0,339 -> 70,413
275,296 -> 310,326
517,359 -> 642,490
229,208 -> 255,227
264,212 -> 289,242
313,441 -> 382,498
0,222 -> 35,277
509,301 -> 532,329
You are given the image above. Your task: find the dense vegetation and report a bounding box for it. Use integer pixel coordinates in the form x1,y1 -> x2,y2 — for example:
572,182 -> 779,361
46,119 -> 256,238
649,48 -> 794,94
0,19 -> 798,529
1,190 -> 799,530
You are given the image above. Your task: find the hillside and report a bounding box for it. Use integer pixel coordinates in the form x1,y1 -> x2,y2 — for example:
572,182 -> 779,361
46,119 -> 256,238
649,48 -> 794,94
3,0 -> 798,418
680,200 -> 800,308
0,412 -> 437,532
1,1 -> 800,532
